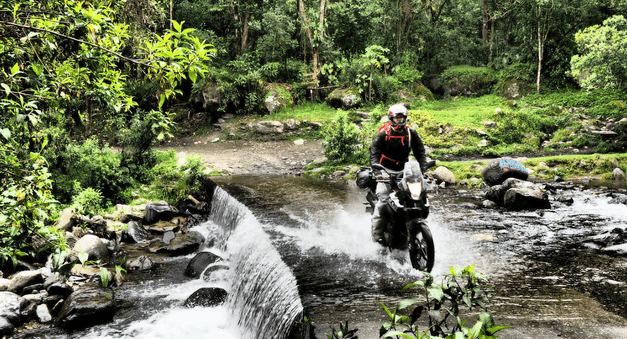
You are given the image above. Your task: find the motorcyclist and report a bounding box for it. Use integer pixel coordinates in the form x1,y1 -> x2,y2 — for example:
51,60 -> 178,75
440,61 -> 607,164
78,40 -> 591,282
370,104 -> 428,244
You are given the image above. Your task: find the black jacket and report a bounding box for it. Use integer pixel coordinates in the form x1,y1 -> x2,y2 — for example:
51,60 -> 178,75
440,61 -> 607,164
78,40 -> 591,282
370,126 -> 427,172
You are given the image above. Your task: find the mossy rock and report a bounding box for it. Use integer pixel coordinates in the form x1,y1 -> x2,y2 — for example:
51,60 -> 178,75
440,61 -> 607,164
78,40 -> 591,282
409,82 -> 434,101
440,66 -> 496,97
495,78 -> 534,100
326,88 -> 362,109
263,84 -> 293,114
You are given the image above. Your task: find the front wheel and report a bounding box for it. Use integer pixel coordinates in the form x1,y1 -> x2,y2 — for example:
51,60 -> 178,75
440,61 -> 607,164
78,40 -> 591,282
408,220 -> 435,272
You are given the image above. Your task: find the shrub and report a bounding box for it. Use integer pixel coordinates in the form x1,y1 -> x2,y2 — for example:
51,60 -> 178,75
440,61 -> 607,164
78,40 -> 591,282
322,111 -> 366,165
70,183 -> 104,217
51,138 -> 131,205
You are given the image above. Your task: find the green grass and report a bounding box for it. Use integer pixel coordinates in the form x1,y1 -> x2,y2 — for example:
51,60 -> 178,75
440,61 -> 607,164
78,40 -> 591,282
410,95 -> 504,128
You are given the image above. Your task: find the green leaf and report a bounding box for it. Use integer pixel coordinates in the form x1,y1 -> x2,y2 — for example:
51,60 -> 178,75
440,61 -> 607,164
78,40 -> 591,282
383,331 -> 415,339
398,297 -> 421,310
10,63 -> 19,76
78,251 -> 89,265
58,260 -> 77,275
469,321 -> 484,339
486,325 -> 512,334
428,286 -> 444,302
1,83 -> 10,96
463,294 -> 472,307
100,267 -> 109,288
0,128 -> 10,140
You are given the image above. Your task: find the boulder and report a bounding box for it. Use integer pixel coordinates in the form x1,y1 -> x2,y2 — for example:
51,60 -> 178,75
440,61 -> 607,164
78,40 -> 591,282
184,252 -> 223,279
284,119 -> 301,130
8,270 -> 43,294
36,304 -> 52,323
125,256 -> 156,272
433,166 -> 456,185
326,88 -> 361,109
183,287 -> 228,308
485,178 -> 550,210
263,90 -> 285,115
613,168 -> 626,181
254,121 -> 284,134
503,186 -> 551,211
143,201 -> 179,225
126,221 -> 149,243
601,243 -> 627,256
0,316 -> 14,336
145,221 -> 180,234
55,283 -> 115,330
47,282 -> 73,297
149,231 -> 205,256
0,291 -> 22,325
54,208 -> 75,231
481,158 -> 529,186
0,279 -> 10,291
72,234 -> 110,264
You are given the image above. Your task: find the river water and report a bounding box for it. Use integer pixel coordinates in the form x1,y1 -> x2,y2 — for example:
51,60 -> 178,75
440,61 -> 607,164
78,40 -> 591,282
15,175 -> 627,339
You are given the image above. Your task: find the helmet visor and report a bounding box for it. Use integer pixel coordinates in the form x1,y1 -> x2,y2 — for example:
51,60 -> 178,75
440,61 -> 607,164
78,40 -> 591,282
392,115 -> 406,124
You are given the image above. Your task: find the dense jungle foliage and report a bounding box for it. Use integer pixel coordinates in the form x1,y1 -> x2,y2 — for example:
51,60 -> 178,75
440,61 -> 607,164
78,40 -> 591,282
1,0 -> 627,267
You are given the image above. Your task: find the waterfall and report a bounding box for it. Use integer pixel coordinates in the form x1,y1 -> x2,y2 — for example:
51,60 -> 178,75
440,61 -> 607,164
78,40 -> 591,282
209,185 -> 304,339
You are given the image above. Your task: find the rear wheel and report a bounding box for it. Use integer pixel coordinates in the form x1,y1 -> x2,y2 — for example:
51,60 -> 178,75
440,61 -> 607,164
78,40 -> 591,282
409,220 -> 435,272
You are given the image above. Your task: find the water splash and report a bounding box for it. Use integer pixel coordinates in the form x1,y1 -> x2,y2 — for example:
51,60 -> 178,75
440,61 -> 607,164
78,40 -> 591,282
210,186 -> 304,339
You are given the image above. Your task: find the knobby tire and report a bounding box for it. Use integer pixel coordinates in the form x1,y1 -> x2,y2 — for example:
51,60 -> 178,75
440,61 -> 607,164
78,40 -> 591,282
409,220 -> 435,272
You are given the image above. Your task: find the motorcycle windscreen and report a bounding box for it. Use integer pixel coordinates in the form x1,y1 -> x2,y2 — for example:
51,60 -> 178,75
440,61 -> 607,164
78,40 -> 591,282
401,161 -> 426,200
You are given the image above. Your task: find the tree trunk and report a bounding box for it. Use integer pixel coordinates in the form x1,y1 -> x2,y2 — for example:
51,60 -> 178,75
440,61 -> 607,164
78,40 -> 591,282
536,12 -> 543,94
241,12 -> 249,54
481,0 -> 488,45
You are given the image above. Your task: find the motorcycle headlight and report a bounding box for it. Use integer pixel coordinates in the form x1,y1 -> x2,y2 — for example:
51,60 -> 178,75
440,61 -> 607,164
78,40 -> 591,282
407,182 -> 423,200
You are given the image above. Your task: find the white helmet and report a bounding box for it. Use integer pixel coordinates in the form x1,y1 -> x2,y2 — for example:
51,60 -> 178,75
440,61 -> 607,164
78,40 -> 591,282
387,104 -> 408,128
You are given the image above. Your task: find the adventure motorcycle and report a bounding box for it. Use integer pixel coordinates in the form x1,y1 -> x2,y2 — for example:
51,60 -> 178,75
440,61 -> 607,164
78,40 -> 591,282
363,160 -> 436,272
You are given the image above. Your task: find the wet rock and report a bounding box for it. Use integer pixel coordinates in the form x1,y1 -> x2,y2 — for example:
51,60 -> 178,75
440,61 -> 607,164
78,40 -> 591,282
162,231 -> 175,244
8,270 -> 43,294
503,185 -> 551,211
149,231 -> 205,256
72,234 -> 110,264
183,287 -> 228,308
54,208 -> 75,231
22,283 -> 44,295
482,200 -> 499,208
0,279 -> 10,291
125,256 -> 156,272
613,168 -> 626,180
184,252 -> 223,279
126,221 -> 149,243
55,283 -> 115,330
0,291 -> 22,325
481,158 -> 529,186
47,282 -> 73,297
485,178 -> 550,210
143,201 -> 179,224
609,195 -> 627,205
433,166 -> 456,185
601,243 -> 627,256
0,316 -> 14,336
202,264 -> 230,282
36,304 -> 52,323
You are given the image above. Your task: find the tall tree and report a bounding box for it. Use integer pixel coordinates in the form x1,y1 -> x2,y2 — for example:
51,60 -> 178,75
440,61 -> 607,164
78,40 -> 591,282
297,0 -> 328,77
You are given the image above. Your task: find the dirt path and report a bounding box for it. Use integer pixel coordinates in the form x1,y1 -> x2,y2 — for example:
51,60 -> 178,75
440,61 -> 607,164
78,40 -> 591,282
155,132 -> 325,175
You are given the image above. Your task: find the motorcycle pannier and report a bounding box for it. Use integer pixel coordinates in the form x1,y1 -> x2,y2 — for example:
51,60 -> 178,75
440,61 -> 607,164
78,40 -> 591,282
355,167 -> 374,188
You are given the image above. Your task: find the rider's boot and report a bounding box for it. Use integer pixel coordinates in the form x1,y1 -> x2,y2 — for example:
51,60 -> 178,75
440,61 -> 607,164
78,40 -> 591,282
371,202 -> 387,245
